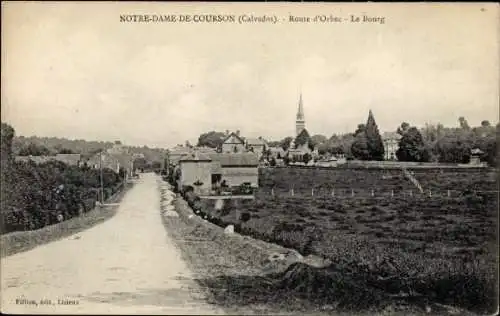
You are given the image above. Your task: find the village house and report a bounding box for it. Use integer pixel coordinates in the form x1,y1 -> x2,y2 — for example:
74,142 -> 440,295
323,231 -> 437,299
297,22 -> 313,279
208,153 -> 259,188
177,153 -> 213,195
245,137 -> 267,157
221,131 -> 246,153
86,142 -> 134,178
382,132 -> 402,161
177,152 -> 259,195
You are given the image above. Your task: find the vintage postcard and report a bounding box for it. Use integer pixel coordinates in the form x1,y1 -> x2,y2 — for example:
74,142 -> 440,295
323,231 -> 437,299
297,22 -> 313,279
1,2 -> 498,315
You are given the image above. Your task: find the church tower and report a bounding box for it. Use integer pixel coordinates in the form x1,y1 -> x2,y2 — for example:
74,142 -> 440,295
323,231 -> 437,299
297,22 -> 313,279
295,93 -> 306,136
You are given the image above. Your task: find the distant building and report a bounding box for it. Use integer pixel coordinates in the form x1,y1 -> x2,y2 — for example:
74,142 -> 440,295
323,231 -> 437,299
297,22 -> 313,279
221,132 -> 246,153
296,93 -> 306,136
268,146 -> 286,159
209,153 -> 259,188
382,132 -> 402,161
245,137 -> 267,157
178,153 -> 213,195
470,148 -> 484,165
177,152 -> 259,195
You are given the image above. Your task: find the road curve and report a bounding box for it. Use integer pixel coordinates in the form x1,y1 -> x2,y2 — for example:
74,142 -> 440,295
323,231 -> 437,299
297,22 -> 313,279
1,173 -> 224,315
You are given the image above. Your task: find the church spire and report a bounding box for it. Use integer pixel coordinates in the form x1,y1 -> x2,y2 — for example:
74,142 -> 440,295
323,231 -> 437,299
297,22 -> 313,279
295,92 -> 306,136
296,92 -> 304,121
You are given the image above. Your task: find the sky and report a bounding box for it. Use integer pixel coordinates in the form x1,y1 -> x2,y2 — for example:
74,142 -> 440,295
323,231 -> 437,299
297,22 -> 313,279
2,2 -> 499,148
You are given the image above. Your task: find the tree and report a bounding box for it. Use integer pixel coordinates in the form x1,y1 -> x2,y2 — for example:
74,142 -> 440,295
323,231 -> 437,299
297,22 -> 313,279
1,122 -> 15,163
481,120 -> 491,127
436,132 -> 472,163
295,129 -> 314,150
459,117 -> 470,130
351,132 -> 370,160
303,153 -> 312,164
197,131 -> 226,148
397,122 -> 411,136
365,110 -> 385,161
279,137 -> 294,151
18,143 -> 52,156
311,134 -> 328,145
396,127 -> 430,162
354,124 -> 366,137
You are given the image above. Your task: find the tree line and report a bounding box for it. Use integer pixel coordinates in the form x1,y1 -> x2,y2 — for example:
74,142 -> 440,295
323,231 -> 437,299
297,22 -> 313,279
1,123 -> 125,233
194,114 -> 498,166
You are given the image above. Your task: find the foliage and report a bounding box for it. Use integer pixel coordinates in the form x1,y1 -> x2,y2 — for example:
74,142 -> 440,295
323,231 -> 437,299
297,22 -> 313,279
351,130 -> 371,160
435,133 -> 472,164
303,153 -> 312,164
365,110 -> 385,161
396,127 -> 430,162
18,142 -> 53,156
197,131 -> 226,148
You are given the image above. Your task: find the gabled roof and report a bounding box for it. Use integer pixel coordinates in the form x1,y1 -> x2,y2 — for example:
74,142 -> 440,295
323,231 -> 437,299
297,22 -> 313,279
222,132 -> 245,145
246,138 -> 267,146
382,132 -> 402,140
207,153 -> 259,167
55,153 -> 81,166
179,152 -> 212,162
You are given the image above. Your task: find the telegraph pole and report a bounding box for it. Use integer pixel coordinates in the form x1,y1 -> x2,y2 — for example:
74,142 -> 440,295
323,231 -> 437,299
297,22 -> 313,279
99,151 -> 104,204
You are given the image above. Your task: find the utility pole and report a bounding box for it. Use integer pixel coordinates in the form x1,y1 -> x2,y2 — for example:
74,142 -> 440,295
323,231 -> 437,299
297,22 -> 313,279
99,151 -> 104,204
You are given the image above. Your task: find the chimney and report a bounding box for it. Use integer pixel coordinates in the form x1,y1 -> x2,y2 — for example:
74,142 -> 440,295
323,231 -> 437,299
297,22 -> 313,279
236,130 -> 240,137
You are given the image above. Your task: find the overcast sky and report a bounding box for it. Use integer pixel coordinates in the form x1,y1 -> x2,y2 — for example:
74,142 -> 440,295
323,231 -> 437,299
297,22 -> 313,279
2,2 -> 498,148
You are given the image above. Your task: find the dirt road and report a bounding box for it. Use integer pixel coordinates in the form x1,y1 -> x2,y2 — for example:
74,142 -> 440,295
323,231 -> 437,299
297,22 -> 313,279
1,173 -> 224,315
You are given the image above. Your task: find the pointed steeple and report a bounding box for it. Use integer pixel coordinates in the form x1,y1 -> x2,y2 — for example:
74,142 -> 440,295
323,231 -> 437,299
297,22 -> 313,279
296,93 -> 305,121
295,92 -> 306,136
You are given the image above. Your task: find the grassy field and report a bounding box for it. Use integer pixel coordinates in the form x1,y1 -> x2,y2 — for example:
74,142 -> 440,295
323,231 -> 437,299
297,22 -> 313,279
188,167 -> 498,314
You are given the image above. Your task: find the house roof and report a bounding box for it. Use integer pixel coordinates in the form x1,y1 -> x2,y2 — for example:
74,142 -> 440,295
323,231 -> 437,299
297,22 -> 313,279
55,153 -> 81,165
382,132 -> 402,140
222,132 -> 245,145
179,152 -> 212,162
207,153 -> 259,167
246,138 -> 267,146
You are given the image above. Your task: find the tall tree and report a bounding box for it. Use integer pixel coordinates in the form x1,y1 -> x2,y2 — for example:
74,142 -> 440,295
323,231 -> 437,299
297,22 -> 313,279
351,132 -> 370,160
279,137 -> 293,151
396,127 -> 430,162
295,129 -> 314,151
197,131 -> 226,148
365,110 -> 385,161
458,116 -> 470,130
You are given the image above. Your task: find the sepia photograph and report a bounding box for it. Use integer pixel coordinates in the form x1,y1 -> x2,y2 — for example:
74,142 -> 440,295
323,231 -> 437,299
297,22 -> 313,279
1,2 -> 499,315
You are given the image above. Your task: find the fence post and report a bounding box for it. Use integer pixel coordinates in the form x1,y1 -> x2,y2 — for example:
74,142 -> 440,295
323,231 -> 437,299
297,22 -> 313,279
391,190 -> 394,198
447,190 -> 450,197
351,189 -> 354,197
271,188 -> 274,197
410,190 -> 413,197
371,189 -> 374,197
311,188 -> 314,196
291,188 -> 294,196
331,189 -> 335,197
429,190 -> 432,198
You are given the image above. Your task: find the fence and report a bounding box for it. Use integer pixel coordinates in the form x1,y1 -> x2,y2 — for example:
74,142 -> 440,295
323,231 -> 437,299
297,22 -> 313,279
256,187 -> 498,199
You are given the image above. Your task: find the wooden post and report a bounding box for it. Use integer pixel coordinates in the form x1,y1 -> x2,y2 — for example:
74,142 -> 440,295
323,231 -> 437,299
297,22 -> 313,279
429,190 -> 432,197
410,190 -> 413,197
447,190 -> 450,197
271,188 -> 274,196
311,188 -> 314,196
351,189 -> 354,197
291,188 -> 294,196
391,190 -> 394,198
331,189 -> 335,197
371,189 -> 374,197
